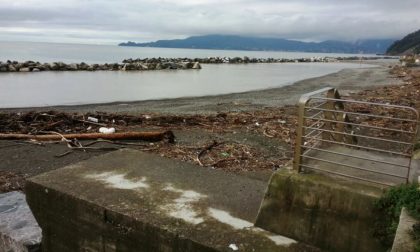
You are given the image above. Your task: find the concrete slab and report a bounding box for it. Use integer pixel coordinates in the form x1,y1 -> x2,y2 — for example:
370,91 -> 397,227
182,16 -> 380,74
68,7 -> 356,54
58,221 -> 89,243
302,145 -> 420,186
26,149 -> 319,252
0,191 -> 41,252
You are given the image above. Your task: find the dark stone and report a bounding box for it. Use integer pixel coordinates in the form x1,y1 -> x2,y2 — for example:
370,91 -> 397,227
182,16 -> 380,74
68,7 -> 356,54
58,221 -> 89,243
0,191 -> 42,252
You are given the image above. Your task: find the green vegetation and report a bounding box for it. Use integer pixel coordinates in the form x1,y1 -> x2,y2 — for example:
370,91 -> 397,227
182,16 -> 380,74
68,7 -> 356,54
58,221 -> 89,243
373,183 -> 420,249
387,29 -> 420,55
414,141 -> 420,151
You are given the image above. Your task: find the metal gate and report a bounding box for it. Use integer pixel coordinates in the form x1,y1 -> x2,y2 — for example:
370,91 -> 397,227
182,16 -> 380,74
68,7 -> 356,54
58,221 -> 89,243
293,87 -> 419,186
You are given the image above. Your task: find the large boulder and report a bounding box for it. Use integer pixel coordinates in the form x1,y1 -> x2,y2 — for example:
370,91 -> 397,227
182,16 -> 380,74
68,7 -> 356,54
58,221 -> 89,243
192,62 -> 201,69
122,63 -> 136,71
78,62 -> 89,70
155,63 -> 162,70
19,68 -> 31,72
8,65 -> 16,72
0,191 -> 41,252
67,64 -> 78,71
49,63 -> 60,70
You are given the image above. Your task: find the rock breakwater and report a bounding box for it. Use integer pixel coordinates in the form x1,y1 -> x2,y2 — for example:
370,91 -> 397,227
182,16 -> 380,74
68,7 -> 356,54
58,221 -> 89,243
123,56 -> 335,64
123,56 -> 395,64
0,59 -> 202,73
0,56 -> 395,73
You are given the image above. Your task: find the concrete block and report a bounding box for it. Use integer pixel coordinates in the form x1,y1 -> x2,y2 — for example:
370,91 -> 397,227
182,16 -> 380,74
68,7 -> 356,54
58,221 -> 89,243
26,149 -> 320,252
255,168 -> 386,252
0,191 -> 41,252
391,208 -> 417,252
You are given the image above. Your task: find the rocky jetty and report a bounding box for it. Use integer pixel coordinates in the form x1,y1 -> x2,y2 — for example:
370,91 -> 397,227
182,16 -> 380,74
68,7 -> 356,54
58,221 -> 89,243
123,56 -> 336,64
0,56 -> 395,73
0,59 -> 202,73
123,55 -> 394,64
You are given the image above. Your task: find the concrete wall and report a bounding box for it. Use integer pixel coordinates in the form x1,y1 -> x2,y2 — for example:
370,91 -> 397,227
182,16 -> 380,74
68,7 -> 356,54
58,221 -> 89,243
25,182 -> 217,252
255,169 -> 386,252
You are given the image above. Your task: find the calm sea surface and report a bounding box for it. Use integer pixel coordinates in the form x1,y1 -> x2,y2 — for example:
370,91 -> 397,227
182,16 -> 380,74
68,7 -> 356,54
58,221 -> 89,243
0,42 -> 376,108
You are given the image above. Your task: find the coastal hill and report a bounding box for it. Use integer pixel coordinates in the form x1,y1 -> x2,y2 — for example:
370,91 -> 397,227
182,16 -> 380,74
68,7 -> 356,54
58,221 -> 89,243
119,35 -> 395,54
386,29 -> 420,55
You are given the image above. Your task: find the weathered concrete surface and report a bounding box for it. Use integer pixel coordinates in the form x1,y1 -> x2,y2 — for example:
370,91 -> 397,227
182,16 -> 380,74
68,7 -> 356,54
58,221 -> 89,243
26,149 -> 319,252
0,191 -> 41,252
302,145 -> 420,186
255,168 -> 386,252
391,208 -> 417,252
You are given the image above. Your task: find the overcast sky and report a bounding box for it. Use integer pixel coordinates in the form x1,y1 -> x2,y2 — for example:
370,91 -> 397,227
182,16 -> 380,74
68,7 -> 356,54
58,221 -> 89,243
0,0 -> 419,44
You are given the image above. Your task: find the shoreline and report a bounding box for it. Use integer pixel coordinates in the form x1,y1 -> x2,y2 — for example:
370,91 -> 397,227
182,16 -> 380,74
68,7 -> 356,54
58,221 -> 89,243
2,60 -> 415,192
0,60 -> 400,115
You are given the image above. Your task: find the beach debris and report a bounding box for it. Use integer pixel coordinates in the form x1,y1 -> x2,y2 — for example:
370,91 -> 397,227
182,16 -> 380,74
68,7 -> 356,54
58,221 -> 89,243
0,131 -> 175,143
99,127 -> 116,134
0,171 -> 25,192
87,116 -> 99,123
0,108 -> 298,173
228,244 -> 239,250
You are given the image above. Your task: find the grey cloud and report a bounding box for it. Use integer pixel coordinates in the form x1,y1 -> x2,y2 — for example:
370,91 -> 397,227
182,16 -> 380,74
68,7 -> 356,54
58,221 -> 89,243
0,0 -> 419,44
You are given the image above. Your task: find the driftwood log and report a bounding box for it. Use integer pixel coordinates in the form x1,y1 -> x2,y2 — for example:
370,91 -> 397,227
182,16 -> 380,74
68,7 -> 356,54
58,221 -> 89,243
0,131 -> 175,143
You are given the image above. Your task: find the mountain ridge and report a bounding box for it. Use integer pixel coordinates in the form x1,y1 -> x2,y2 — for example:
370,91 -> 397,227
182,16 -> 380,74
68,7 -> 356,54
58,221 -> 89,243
119,35 -> 395,54
386,29 -> 420,55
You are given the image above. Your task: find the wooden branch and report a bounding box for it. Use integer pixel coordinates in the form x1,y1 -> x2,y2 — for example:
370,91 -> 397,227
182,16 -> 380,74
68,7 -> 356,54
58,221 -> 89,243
195,140 -> 223,166
0,131 -> 175,143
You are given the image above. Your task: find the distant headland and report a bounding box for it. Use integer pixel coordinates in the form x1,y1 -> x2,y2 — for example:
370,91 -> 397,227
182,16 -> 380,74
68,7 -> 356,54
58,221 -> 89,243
119,34 -> 395,54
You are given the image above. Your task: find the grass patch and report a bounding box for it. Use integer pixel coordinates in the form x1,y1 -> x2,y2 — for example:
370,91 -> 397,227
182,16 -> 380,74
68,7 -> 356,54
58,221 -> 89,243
373,183 -> 420,250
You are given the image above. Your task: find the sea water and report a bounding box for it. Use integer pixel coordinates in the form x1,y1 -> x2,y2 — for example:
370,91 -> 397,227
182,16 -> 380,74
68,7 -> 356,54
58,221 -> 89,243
0,41 -> 376,108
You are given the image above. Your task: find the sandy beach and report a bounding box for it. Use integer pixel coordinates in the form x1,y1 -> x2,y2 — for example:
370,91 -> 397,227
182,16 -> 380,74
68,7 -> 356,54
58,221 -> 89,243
1,60 -> 401,115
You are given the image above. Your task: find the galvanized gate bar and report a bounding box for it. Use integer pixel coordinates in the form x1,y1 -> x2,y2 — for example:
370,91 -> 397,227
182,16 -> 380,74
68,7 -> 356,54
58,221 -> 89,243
293,87 -> 419,186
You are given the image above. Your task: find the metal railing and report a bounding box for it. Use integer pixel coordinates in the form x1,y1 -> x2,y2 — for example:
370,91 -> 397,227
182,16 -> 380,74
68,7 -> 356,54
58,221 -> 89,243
293,87 -> 419,186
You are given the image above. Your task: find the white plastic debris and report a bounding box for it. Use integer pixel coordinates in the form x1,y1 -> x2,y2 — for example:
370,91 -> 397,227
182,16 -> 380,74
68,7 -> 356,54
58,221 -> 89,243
87,116 -> 99,123
229,244 -> 239,251
255,122 -> 260,126
278,120 -> 286,124
144,115 -> 152,119
99,127 -> 116,134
